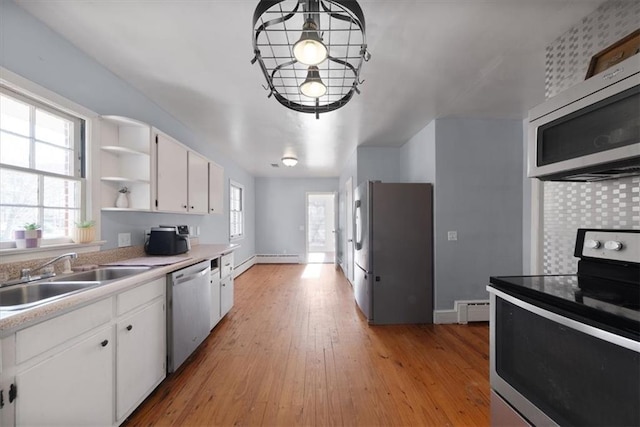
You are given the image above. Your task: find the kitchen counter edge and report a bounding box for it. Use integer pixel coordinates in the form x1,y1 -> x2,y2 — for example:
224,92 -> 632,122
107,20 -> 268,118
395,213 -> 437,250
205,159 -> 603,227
0,243 -> 239,336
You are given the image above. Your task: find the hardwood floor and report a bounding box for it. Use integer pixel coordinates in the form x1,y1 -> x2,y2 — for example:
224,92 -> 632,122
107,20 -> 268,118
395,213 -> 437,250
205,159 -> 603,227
124,264 -> 490,426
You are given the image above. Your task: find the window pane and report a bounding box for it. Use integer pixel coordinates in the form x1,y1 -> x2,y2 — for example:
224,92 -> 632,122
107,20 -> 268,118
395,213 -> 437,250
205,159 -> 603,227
36,109 -> 72,147
0,169 -> 39,205
44,176 -> 80,208
0,206 -> 39,241
0,94 -> 30,136
36,142 -> 73,175
44,208 -> 79,238
0,131 -> 30,168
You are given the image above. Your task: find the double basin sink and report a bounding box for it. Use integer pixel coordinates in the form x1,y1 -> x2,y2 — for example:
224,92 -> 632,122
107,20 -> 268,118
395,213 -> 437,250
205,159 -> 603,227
0,267 -> 152,311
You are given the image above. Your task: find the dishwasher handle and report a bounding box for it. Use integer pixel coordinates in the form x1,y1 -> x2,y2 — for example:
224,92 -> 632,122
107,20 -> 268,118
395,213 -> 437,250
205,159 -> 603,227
173,267 -> 210,286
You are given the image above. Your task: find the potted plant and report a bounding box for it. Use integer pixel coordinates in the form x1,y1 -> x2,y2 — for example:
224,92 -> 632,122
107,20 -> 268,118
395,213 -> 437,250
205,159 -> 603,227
72,220 -> 96,244
116,187 -> 129,208
15,223 -> 42,249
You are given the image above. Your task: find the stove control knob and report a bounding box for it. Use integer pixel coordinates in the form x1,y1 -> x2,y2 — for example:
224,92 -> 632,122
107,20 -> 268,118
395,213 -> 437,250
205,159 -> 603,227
604,240 -> 623,251
584,239 -> 601,249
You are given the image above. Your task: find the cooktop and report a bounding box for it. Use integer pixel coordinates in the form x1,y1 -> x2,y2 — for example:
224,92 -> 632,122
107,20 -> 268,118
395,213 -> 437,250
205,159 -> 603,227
489,274 -> 640,340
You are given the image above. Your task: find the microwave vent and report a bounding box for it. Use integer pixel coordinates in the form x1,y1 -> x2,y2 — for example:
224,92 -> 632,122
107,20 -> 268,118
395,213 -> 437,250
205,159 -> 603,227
537,157 -> 640,182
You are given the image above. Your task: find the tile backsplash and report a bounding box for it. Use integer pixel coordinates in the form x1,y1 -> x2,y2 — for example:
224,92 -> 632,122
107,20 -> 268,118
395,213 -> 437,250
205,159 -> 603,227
542,0 -> 640,274
543,176 -> 640,274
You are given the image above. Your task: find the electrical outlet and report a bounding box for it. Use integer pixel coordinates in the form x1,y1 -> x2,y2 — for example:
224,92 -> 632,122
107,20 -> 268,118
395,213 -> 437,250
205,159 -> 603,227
447,231 -> 458,241
118,232 -> 131,247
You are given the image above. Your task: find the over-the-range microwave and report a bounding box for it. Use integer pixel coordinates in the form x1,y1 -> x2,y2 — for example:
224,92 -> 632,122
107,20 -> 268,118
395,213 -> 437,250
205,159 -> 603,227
528,55 -> 639,182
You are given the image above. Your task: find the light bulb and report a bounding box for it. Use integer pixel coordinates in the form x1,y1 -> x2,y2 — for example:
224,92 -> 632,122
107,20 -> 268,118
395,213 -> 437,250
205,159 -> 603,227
300,66 -> 327,98
300,81 -> 327,98
292,20 -> 328,66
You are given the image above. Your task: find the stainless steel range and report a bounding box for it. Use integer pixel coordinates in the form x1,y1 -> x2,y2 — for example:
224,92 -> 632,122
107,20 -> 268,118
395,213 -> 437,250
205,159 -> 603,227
487,229 -> 639,426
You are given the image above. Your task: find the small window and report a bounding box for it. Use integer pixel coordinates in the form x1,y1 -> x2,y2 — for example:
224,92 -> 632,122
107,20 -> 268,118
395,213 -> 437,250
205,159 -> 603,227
229,180 -> 244,240
0,86 -> 85,245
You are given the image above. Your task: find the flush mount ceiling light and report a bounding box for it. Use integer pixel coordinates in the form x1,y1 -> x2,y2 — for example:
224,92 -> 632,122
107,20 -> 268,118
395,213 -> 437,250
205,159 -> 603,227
252,0 -> 371,119
282,156 -> 299,167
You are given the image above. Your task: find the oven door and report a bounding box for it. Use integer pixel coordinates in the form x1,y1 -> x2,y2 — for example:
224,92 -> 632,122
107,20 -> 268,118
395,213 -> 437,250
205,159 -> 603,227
489,290 -> 640,426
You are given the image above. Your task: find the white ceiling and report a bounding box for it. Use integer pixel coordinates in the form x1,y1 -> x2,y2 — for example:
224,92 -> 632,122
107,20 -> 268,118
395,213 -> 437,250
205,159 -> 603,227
16,0 -> 603,178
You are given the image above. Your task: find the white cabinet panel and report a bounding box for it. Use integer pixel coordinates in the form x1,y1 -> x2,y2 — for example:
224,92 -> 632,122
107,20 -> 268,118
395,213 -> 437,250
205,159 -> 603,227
220,275 -> 234,317
156,132 -> 188,212
16,298 -> 112,364
210,270 -> 221,329
208,162 -> 224,214
116,299 -> 165,420
188,152 -> 209,214
16,326 -> 114,427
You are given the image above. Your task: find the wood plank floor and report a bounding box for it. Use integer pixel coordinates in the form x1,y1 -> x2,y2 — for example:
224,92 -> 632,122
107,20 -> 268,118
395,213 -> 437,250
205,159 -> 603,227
124,264 -> 490,426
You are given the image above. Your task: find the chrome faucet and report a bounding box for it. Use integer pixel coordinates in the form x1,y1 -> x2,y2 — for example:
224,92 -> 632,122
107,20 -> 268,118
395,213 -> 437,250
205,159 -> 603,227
20,252 -> 78,281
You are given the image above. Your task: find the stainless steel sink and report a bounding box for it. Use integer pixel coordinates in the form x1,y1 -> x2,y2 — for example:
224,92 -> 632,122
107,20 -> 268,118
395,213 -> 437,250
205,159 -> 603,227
0,266 -> 153,311
0,281 -> 101,310
50,266 -> 152,283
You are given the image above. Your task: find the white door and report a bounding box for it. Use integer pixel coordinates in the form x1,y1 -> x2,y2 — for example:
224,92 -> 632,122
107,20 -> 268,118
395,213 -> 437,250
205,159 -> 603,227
187,151 -> 209,214
156,133 -> 188,212
116,299 -> 166,421
345,177 -> 354,284
306,192 -> 336,263
16,326 -> 114,426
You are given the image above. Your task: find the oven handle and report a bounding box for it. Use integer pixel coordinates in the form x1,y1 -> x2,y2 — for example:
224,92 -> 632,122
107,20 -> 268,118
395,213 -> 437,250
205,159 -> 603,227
489,288 -> 640,352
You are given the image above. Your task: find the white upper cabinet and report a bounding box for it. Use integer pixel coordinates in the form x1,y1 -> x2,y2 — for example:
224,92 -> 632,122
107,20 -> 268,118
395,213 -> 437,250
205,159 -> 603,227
209,161 -> 224,214
188,151 -> 209,214
156,131 -> 188,213
99,117 -> 224,215
99,116 -> 154,211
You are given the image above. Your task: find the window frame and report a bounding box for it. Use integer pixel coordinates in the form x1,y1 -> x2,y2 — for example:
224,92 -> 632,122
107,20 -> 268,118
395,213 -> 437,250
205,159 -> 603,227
229,180 -> 244,241
0,68 -> 99,255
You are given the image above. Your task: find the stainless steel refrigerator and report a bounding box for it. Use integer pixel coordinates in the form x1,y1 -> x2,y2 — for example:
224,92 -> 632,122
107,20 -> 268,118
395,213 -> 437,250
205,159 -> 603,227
353,181 -> 433,324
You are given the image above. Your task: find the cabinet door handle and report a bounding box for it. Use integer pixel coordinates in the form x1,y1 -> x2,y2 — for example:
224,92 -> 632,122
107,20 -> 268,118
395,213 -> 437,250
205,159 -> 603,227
126,324 -> 133,331
101,339 -> 109,347
182,205 -> 188,209
8,384 -> 16,403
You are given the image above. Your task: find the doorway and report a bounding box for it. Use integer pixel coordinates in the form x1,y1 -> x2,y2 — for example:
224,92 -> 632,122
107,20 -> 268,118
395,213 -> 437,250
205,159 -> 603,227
306,192 -> 336,264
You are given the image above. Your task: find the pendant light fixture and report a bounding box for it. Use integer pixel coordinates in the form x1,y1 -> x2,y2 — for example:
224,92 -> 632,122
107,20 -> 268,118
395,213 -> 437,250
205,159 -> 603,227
252,0 -> 371,119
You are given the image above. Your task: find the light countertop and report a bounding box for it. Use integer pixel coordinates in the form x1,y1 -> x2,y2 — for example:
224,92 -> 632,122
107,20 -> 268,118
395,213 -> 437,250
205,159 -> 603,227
0,243 -> 238,336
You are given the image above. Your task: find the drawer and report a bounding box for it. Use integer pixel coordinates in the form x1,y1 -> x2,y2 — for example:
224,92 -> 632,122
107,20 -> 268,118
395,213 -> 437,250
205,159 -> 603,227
16,298 -> 112,364
117,277 -> 165,316
221,252 -> 234,278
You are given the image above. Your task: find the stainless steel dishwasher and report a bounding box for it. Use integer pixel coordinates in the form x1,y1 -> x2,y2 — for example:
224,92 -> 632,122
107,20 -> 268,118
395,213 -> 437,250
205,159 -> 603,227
167,260 -> 211,372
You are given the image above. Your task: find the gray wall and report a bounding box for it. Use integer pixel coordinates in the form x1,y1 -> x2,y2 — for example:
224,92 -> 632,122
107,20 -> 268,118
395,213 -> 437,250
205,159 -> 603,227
433,118 -> 523,309
356,146 -> 402,184
398,118 -> 523,310
399,120 -> 436,184
255,178 -> 339,258
1,0 -> 256,264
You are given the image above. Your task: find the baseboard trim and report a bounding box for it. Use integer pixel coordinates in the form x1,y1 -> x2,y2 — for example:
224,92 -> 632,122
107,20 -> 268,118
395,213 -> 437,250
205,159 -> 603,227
234,255 -> 256,278
256,254 -> 301,264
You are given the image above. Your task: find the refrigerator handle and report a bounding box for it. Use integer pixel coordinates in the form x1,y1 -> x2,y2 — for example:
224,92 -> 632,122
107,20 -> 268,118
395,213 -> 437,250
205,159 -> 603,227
354,200 -> 362,250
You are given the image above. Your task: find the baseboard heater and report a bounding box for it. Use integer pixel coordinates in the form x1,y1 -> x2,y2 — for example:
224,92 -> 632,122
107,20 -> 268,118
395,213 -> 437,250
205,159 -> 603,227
457,300 -> 490,324
256,254 -> 301,264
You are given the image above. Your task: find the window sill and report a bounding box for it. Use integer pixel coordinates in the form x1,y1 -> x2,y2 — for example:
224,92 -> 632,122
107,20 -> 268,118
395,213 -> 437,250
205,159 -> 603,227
0,241 -> 106,264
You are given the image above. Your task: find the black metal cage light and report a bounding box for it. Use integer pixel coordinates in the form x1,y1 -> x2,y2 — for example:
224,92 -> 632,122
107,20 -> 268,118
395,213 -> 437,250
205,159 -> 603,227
252,0 -> 371,118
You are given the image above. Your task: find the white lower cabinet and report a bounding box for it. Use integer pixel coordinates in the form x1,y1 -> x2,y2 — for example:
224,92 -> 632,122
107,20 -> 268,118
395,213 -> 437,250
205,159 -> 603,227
1,277 -> 167,427
220,275 -> 234,318
116,298 -> 165,421
16,326 -> 114,426
210,271 -> 221,330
